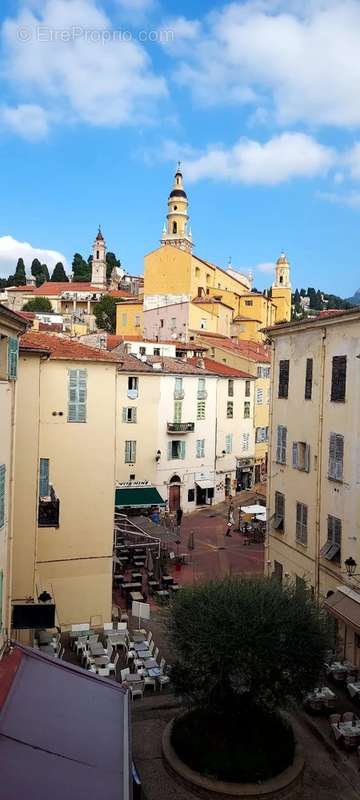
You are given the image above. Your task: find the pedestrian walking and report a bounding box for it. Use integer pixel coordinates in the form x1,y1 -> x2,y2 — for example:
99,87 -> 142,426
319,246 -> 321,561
176,506 -> 183,531
225,508 -> 235,537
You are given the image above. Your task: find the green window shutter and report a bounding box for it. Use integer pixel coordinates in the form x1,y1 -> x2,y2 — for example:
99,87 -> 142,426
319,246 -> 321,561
174,401 -> 182,422
167,441 -> 172,460
8,336 -> 19,380
133,408 -> 137,424
122,407 -> 127,422
292,442 -> 298,468
39,458 -> 50,498
335,435 -> 344,480
180,441 -> 186,459
68,369 -> 87,422
0,465 -> 5,529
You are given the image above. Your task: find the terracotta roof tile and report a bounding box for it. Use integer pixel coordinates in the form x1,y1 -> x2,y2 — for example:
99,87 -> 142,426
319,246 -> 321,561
194,333 -> 271,362
6,285 -> 35,292
201,358 -> 255,379
20,331 -> 120,362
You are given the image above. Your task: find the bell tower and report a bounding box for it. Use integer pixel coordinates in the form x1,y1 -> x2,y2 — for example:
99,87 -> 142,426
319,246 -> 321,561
272,252 -> 292,322
160,164 -> 193,252
91,226 -> 107,287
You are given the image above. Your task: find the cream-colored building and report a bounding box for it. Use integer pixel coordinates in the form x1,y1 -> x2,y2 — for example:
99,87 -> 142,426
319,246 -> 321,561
11,331 -> 118,632
266,309 -> 360,665
0,305 -> 27,654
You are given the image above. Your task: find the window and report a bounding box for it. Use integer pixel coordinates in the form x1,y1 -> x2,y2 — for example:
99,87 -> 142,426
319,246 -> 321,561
174,401 -> 182,423
227,401 -> 234,418
168,440 -> 186,459
245,380 -> 251,397
331,356 -> 347,402
274,561 -> 283,583
292,442 -> 310,472
0,465 -> 5,529
256,426 -> 268,443
276,425 -> 287,464
245,300 -> 253,306
173,221 -> 177,234
197,400 -> 206,419
160,319 -> 164,328
122,407 -> 137,423
96,249 -> 99,259
135,315 -> 141,327
228,379 -> 234,397
174,377 -> 183,396
256,387 -> 264,404
121,313 -> 127,327
139,346 -> 146,356
320,516 -> 341,562
244,401 -> 250,418
257,366 -> 270,378
188,489 -> 195,502
305,358 -> 313,400
170,317 -> 176,330
39,458 -> 50,498
153,348 -> 160,356
296,502 -> 308,545
273,492 -> 285,531
8,336 -> 19,380
196,439 -> 205,458
125,440 -> 136,463
225,434 -> 233,454
200,318 -> 207,330
68,369 -> 87,423
198,377 -> 205,391
328,433 -> 344,481
278,360 -> 289,398
242,432 -> 250,451
128,376 -> 139,398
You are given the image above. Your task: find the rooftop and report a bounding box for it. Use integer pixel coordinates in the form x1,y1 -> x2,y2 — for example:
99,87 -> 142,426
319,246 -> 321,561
264,306 -> 360,336
193,332 -> 271,362
117,352 -> 215,375
20,331 -> 120,363
7,282 -> 133,298
106,334 -> 207,352
201,358 -> 255,379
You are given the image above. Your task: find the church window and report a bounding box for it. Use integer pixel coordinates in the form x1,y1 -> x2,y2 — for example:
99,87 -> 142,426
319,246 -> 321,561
174,205 -> 177,210
173,221 -> 177,234
279,275 -> 283,284
96,250 -> 99,259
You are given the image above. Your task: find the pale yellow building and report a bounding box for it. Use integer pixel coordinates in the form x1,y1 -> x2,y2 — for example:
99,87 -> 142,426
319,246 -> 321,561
266,309 -> 360,665
11,331 -> 119,633
115,299 -> 144,337
0,305 -> 27,654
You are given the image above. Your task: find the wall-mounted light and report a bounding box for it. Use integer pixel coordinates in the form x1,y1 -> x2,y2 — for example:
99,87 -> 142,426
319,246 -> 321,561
155,450 -> 161,462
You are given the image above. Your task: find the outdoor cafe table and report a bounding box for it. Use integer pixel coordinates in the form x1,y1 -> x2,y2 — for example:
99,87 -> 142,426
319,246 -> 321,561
107,634 -> 127,647
134,642 -> 149,651
331,719 -> 360,743
147,667 -> 161,678
137,649 -> 152,659
325,661 -> 349,675
130,591 -> 144,602
347,682 -> 360,699
132,573 -> 143,581
123,673 -> 142,684
155,590 -> 170,600
38,631 -> 54,645
162,576 -> 174,586
143,658 -> 158,669
122,582 -> 142,592
305,687 -> 335,705
89,643 -> 107,656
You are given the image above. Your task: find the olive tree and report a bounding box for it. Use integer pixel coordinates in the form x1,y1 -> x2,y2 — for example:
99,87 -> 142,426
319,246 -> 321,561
167,577 -> 331,712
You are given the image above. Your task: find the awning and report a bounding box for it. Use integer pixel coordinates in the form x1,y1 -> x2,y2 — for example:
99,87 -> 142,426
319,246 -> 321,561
324,588 -> 360,635
240,504 -> 267,519
195,480 -> 214,490
115,486 -> 166,508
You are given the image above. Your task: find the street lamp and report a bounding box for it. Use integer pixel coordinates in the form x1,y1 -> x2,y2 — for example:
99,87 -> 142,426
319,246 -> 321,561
345,557 -> 357,576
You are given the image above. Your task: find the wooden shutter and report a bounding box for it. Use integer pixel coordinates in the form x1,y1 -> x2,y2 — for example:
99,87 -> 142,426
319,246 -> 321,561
276,426 -> 282,462
305,445 -> 310,473
328,433 -> 336,478
39,458 -> 49,498
292,442 -> 298,467
68,369 -> 87,423
0,465 -> 5,528
167,441 -> 172,460
180,441 -> 186,459
196,440 -> 201,457
331,356 -> 347,401
278,360 -> 289,398
122,407 -> 127,422
281,426 -> 287,463
304,358 -> 313,400
131,441 -> 136,462
133,408 -> 137,424
7,336 -> 19,380
335,435 -> 344,480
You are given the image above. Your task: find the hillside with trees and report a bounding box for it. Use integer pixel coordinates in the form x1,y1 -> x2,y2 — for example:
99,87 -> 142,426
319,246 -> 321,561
292,287 -> 355,319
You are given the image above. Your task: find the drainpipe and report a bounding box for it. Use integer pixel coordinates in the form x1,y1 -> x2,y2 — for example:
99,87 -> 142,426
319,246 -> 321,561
314,328 -> 327,603
6,376 -> 17,645
265,339 -> 276,578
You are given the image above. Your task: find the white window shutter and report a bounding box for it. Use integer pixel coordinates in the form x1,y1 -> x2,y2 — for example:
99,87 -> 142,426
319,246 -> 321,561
335,435 -> 344,480
180,441 -> 186,459
305,445 -> 310,473
133,408 -> 137,424
122,408 -> 127,422
39,458 -> 50,498
328,433 -> 336,478
167,441 -> 172,460
292,442 -> 298,467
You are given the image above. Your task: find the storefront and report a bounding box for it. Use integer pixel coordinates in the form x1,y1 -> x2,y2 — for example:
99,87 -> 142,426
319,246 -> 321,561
115,482 -> 166,515
324,585 -> 360,667
195,472 -> 215,506
236,458 -> 254,491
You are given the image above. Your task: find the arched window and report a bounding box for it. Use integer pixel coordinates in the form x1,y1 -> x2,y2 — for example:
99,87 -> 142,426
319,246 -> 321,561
173,221 -> 177,234
96,250 -> 99,259
279,275 -> 283,284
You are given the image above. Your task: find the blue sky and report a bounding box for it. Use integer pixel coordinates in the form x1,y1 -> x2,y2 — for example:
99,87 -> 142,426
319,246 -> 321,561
1,0 -> 360,296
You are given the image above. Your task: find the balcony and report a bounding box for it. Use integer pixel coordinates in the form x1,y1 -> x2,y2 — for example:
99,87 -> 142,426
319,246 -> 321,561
128,389 -> 138,400
197,390 -> 208,400
167,422 -> 195,434
174,390 -> 185,400
38,497 -> 60,527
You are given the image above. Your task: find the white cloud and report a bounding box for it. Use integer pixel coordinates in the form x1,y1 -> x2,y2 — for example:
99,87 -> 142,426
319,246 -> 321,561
166,1 -> 360,128
0,235 -> 67,278
0,103 -> 51,141
318,190 -> 360,210
116,0 -> 155,9
344,142 -> 360,180
256,262 -> 276,273
183,133 -> 335,185
1,0 -> 167,135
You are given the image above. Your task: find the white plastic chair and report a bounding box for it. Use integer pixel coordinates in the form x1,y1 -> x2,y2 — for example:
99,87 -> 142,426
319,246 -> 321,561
130,682 -> 144,701
153,646 -> 159,663
121,667 -> 130,682
144,676 -> 156,692
104,622 -> 113,632
149,640 -> 155,655
158,658 -> 170,691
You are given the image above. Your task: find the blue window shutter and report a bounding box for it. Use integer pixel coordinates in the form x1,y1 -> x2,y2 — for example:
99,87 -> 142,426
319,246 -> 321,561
0,465 -> 5,528
8,337 -> 19,380
39,458 -> 50,497
68,369 -> 87,422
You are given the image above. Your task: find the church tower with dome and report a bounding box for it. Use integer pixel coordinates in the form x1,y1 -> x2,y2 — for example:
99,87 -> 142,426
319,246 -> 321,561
160,164 -> 193,252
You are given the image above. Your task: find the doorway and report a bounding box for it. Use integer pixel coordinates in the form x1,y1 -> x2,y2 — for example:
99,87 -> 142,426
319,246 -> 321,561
169,477 -> 181,512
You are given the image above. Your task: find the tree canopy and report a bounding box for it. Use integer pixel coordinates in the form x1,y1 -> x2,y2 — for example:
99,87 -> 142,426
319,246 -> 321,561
72,253 -> 91,282
93,295 -> 117,332
22,297 -> 53,312
51,262 -> 68,282
167,576 -> 331,712
31,258 -> 50,287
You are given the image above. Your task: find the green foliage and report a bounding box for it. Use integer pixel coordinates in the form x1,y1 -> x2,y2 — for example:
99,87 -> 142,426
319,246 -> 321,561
22,297 -> 53,312
106,251 -> 121,281
31,258 -> 49,287
51,262 -> 68,282
72,252 -> 91,282
14,258 -> 26,286
93,295 -> 117,332
167,576 -> 332,712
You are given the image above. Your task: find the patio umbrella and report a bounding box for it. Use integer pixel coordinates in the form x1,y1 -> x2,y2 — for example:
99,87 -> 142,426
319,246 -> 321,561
145,547 -> 154,574
240,504 -> 267,519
